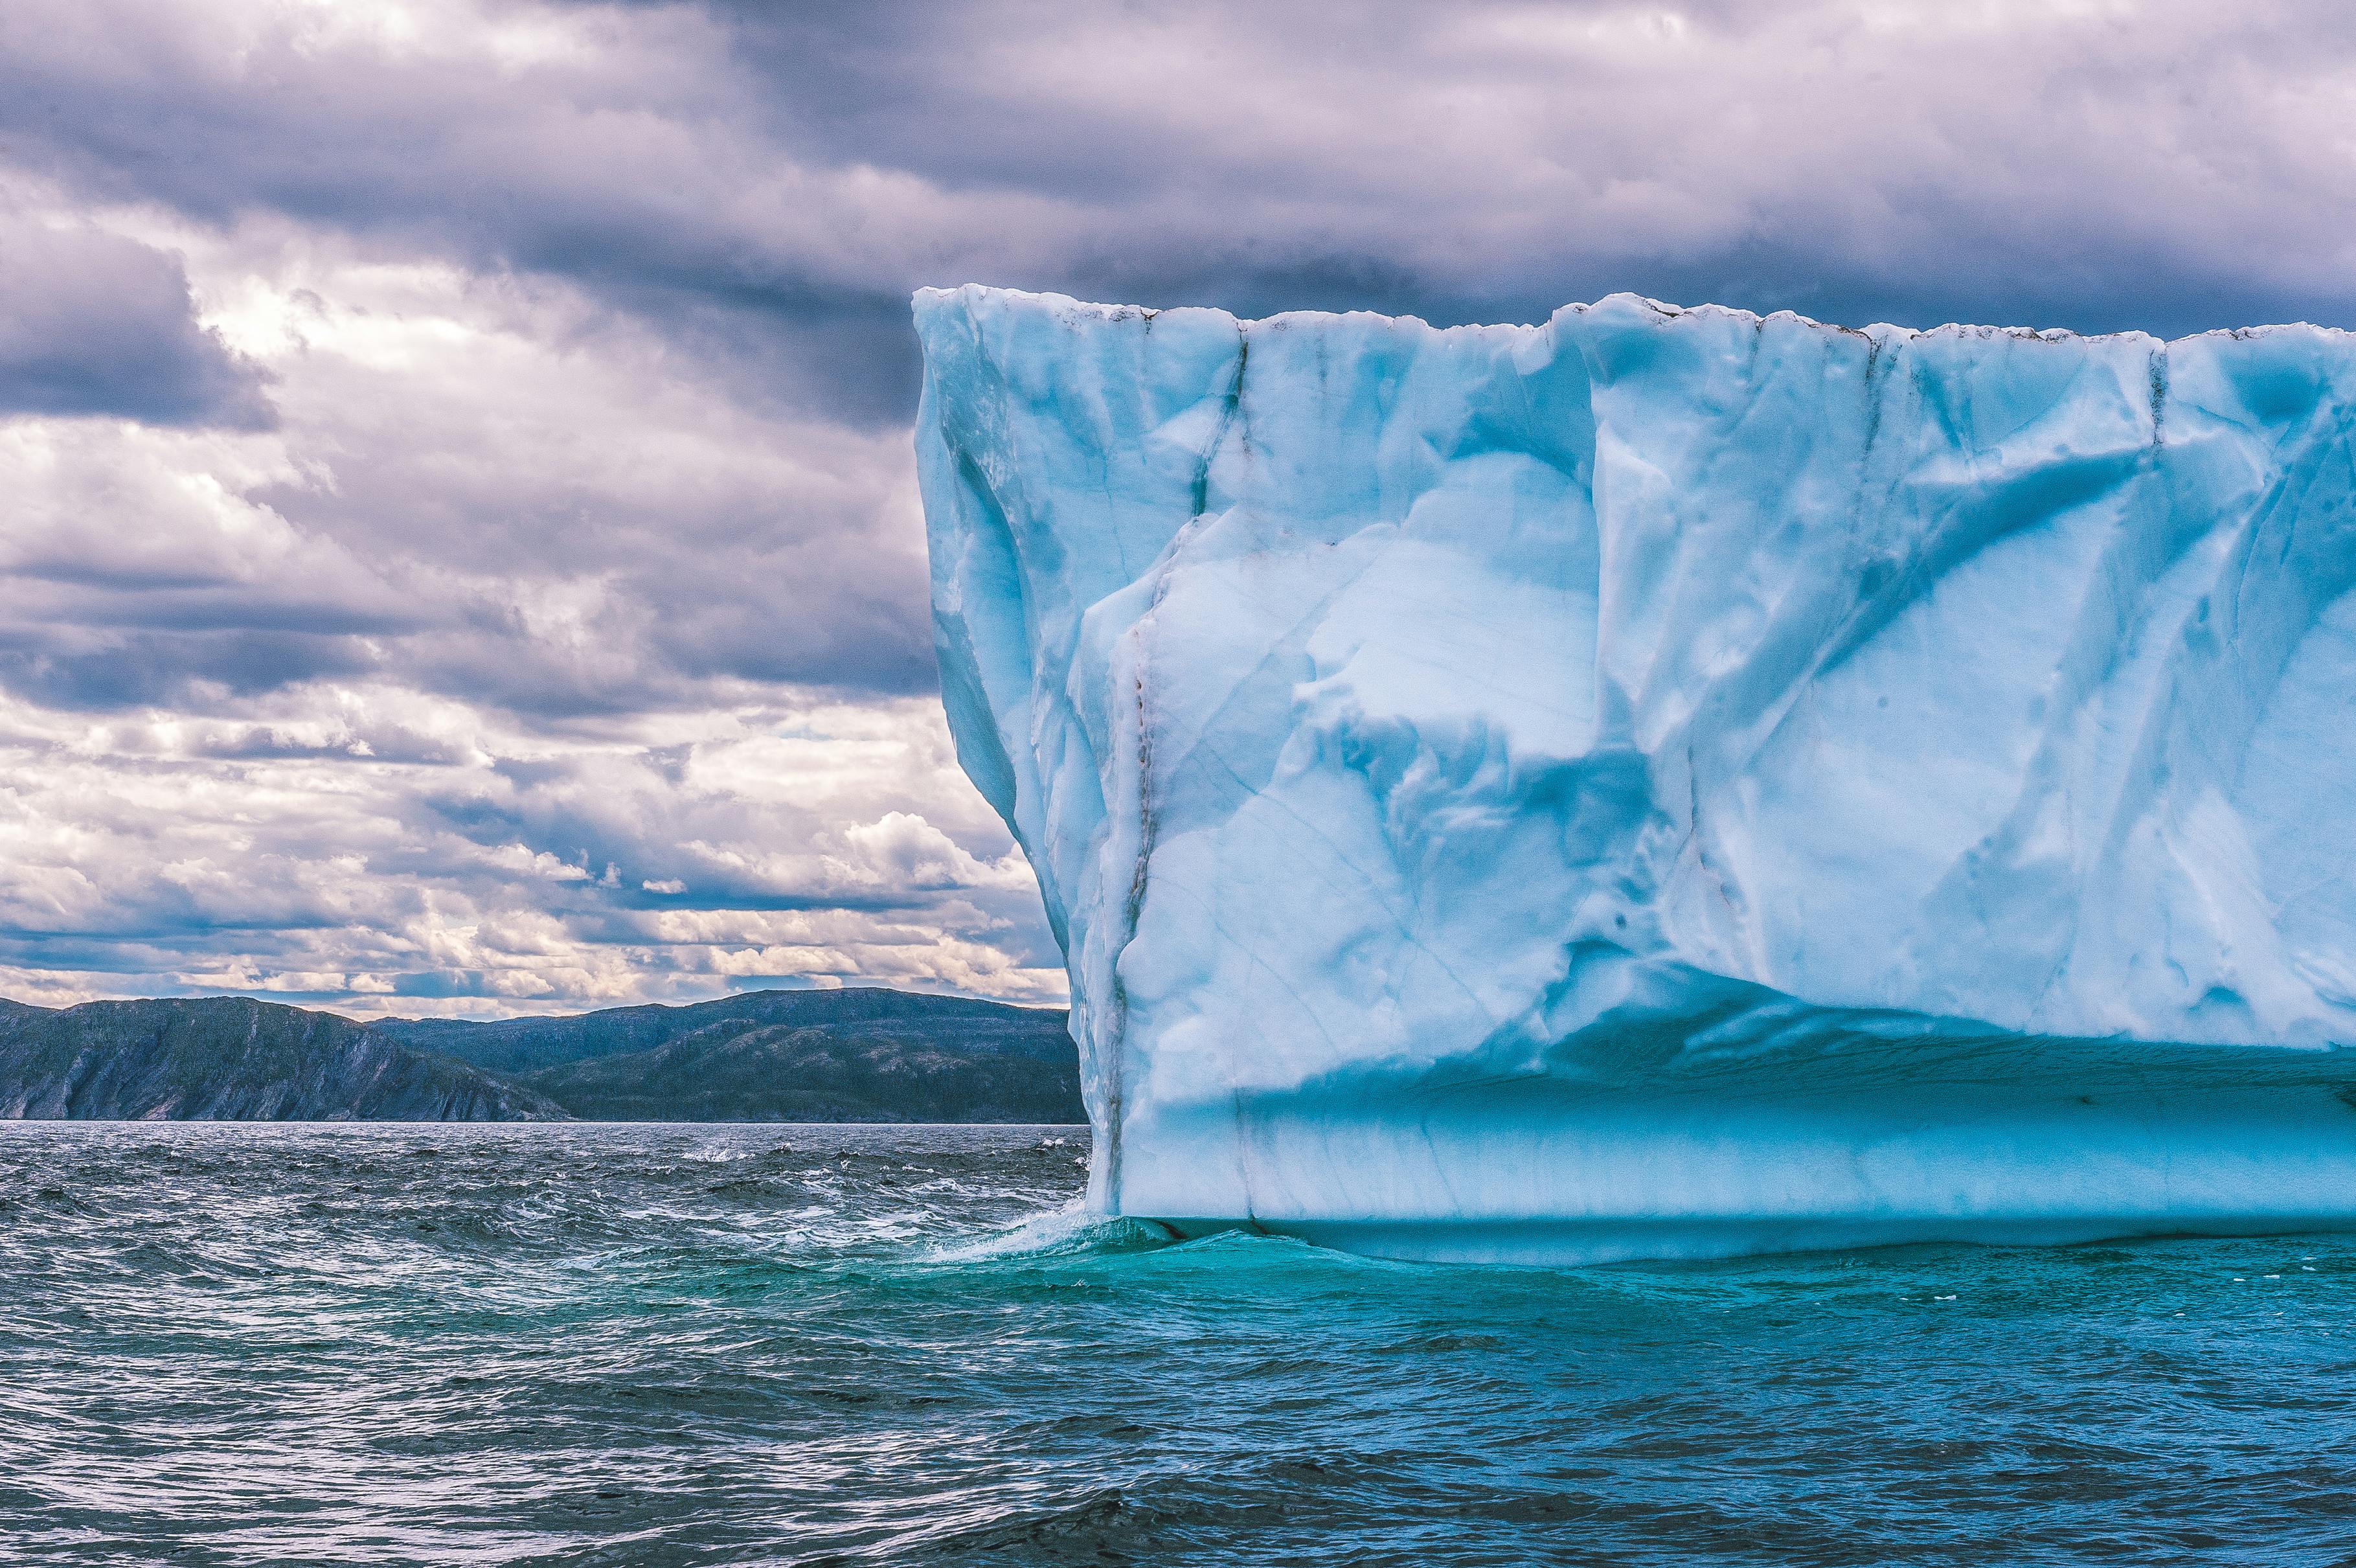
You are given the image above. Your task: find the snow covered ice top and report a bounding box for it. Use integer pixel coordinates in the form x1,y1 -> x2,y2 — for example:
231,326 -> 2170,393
914,286 -> 2356,1263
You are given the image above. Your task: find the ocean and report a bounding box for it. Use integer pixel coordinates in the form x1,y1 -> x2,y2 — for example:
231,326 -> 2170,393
3,1122 -> 2353,1565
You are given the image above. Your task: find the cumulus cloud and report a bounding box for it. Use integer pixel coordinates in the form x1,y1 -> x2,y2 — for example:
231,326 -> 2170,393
0,686 -> 1062,1014
3,3 -> 2339,409
0,215 -> 271,426
0,247 -> 933,712
0,0 -> 2348,1014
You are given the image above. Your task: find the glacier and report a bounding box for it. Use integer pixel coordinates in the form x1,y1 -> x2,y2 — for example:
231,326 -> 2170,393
912,284 -> 2356,1264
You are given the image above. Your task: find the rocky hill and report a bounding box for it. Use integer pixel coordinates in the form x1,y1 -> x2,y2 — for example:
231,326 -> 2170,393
0,997 -> 561,1120
378,988 -> 1082,1122
0,988 -> 1081,1122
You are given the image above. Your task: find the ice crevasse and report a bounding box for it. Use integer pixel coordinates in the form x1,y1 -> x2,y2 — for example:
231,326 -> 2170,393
913,284 -> 2356,1264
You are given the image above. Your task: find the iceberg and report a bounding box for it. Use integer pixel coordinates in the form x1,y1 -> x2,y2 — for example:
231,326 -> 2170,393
913,284 -> 2356,1264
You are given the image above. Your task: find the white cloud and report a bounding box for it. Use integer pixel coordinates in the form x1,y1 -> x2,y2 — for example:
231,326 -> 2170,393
0,682 -> 1065,1014
0,0 -> 2349,1016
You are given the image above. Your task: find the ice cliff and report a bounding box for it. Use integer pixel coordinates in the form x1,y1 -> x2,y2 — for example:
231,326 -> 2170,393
913,285 -> 2356,1263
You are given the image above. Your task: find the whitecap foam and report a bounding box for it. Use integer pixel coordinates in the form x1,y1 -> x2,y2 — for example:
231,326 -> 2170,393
923,1199 -> 1178,1264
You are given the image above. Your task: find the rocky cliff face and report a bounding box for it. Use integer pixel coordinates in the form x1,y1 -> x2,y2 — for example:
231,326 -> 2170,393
0,997 -> 563,1121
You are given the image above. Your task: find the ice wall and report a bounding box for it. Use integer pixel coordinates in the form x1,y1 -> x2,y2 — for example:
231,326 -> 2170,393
914,285 -> 2356,1263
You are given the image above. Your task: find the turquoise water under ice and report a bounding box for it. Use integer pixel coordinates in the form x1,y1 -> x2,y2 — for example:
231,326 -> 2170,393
5,1122 -> 2353,1565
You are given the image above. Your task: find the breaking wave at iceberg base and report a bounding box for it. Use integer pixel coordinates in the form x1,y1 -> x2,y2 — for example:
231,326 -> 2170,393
924,1198 -> 1185,1264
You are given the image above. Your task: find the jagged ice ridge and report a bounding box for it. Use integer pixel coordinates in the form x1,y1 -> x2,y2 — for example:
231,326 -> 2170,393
914,285 -> 2356,1264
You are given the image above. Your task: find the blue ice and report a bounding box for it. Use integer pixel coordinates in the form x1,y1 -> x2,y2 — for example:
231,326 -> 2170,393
914,285 -> 2356,1263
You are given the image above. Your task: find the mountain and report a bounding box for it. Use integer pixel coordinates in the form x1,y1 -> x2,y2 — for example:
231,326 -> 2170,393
0,988 -> 1081,1123
377,987 -> 1082,1122
0,997 -> 562,1121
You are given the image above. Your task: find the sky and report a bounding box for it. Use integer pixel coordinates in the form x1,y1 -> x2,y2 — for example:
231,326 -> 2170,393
1,0 -> 2351,1017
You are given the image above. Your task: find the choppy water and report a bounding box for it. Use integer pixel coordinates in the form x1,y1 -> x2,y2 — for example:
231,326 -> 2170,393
4,1124 -> 2355,1565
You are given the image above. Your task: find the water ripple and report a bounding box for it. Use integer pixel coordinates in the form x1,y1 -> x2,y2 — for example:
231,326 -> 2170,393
3,1122 -> 2355,1565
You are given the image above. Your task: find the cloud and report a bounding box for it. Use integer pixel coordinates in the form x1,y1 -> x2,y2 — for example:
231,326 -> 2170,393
0,250 -> 935,713
0,686 -> 1065,1014
5,0 -> 2351,445
1,0 -> 2351,1014
0,217 -> 272,426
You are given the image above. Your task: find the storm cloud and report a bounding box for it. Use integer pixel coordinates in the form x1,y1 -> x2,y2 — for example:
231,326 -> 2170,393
0,219 -> 272,426
1,0 -> 2350,1013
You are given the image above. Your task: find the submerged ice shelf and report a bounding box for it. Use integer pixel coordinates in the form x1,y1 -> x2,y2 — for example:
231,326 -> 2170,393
913,284 -> 2356,1264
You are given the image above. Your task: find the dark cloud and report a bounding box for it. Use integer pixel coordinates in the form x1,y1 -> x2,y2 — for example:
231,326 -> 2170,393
6,0 -> 2353,478
7,0 -> 2353,437
2,0 -> 2351,1014
0,221 -> 271,426
0,629 -> 378,709
686,0 -> 2356,338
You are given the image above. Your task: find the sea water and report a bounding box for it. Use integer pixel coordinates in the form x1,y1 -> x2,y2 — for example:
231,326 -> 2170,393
3,1122 -> 2353,1565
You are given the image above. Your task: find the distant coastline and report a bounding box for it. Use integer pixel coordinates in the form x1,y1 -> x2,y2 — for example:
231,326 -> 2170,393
0,988 -> 1081,1124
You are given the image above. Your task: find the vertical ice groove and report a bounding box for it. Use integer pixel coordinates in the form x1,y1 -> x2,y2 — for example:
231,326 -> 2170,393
914,287 -> 2356,1264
